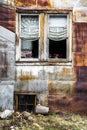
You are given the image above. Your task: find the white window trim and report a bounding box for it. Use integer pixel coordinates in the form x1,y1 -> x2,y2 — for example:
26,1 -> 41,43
16,12 -> 72,63
19,14 -> 40,61
45,13 -> 72,62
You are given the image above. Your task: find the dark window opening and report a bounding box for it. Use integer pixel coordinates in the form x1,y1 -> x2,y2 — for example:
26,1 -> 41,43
49,39 -> 67,59
15,94 -> 36,113
21,39 -> 38,58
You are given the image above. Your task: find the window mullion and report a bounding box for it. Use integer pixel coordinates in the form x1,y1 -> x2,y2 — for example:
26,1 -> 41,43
39,13 -> 44,61
44,14 -> 49,61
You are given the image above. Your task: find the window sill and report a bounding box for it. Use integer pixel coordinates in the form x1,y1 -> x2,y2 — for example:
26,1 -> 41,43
16,60 -> 72,66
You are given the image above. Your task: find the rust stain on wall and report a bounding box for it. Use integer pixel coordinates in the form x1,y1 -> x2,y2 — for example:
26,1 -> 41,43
15,0 -> 54,7
37,0 -> 51,7
18,74 -> 38,80
0,4 -> 15,32
15,0 -> 36,6
73,23 -> 87,52
73,23 -> 87,66
72,22 -> 87,114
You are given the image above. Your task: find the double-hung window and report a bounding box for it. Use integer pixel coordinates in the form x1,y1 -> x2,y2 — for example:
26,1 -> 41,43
17,12 -> 72,63
48,15 -> 68,60
20,14 -> 39,60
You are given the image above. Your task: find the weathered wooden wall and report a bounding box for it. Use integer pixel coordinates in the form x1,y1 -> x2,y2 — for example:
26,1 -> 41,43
0,0 -> 87,114
0,4 -> 15,32
0,3 -> 15,110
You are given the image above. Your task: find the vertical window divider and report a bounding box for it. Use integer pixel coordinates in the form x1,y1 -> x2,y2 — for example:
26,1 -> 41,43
44,13 -> 49,61
39,13 -> 45,61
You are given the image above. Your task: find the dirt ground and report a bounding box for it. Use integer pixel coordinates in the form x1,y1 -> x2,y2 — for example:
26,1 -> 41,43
0,111 -> 87,130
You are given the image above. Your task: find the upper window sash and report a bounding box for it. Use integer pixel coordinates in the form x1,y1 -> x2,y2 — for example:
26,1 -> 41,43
46,14 -> 70,61
48,15 -> 68,41
19,14 -> 40,40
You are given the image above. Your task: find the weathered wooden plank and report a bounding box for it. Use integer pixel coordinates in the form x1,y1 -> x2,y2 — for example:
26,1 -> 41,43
0,4 -> 15,32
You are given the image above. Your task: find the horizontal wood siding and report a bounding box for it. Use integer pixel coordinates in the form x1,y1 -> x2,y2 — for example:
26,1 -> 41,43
0,4 -> 15,32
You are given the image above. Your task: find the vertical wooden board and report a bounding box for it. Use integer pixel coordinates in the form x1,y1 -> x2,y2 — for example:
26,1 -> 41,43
39,13 -> 44,59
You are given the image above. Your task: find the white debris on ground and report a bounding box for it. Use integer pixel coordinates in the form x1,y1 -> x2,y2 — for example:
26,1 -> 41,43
0,109 -> 14,119
36,104 -> 49,114
0,110 -> 87,130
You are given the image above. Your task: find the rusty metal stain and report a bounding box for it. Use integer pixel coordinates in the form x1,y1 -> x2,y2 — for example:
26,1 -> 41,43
48,80 -> 76,97
58,68 -> 76,81
0,4 -> 15,32
15,0 -> 36,6
37,0 -> 51,7
73,23 -> 87,66
18,74 -> 38,80
48,93 -> 87,113
15,0 -> 52,7
15,0 -> 72,8
74,52 -> 84,66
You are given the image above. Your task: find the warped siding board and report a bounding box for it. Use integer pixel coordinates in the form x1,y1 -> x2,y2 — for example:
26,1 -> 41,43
0,4 -> 15,32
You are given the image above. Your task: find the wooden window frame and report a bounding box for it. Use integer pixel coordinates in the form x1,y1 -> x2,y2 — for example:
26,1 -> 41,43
16,12 -> 72,63
44,13 -> 72,62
